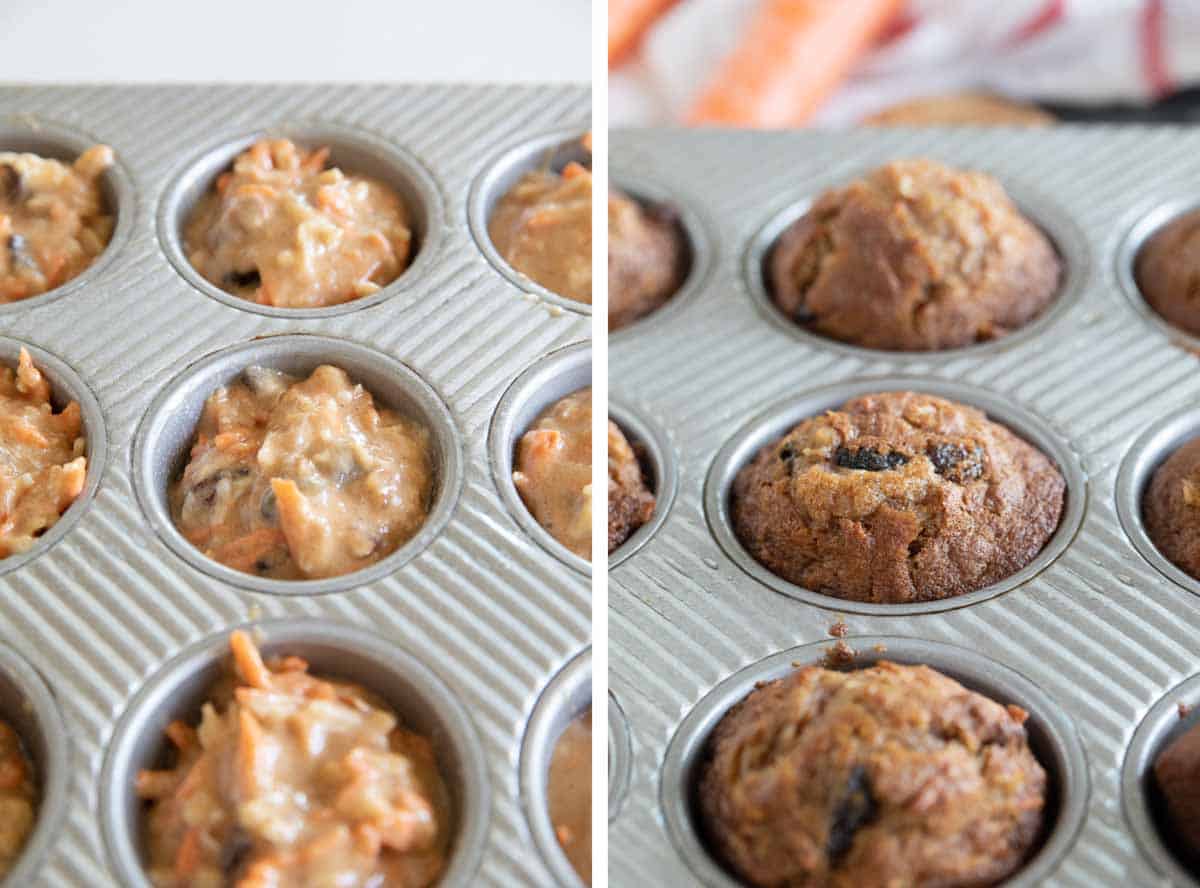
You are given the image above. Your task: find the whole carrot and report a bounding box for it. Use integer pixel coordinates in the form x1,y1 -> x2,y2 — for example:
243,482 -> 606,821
609,0 -> 679,66
687,0 -> 904,128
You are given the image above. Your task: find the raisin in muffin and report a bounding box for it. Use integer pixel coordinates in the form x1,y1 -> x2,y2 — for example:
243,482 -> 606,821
1155,717 -> 1200,857
770,159 -> 1060,351
608,421 -> 655,552
1135,210 -> 1200,337
698,661 -> 1047,888
732,392 -> 1064,604
609,188 -> 686,331
1144,437 -> 1200,578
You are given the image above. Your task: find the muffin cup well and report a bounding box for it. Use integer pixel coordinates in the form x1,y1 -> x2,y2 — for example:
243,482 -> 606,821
131,334 -> 463,596
488,341 -> 591,576
608,172 -> 711,338
660,635 -> 1089,888
1115,196 -> 1200,350
608,399 -> 677,570
468,129 -> 592,317
703,376 -> 1086,616
742,174 -> 1086,360
608,691 -> 633,823
1115,406 -> 1200,596
1123,673 -> 1200,886
99,618 -> 490,888
520,646 -> 591,888
0,337 -> 107,578
0,117 -> 135,317
157,122 -> 444,319
0,645 -> 69,887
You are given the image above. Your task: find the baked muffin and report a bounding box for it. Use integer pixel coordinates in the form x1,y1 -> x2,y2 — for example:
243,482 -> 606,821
1144,437 -> 1200,578
609,189 -> 686,331
1135,210 -> 1200,337
1154,717 -> 1200,857
864,94 -> 1055,127
769,159 -> 1060,351
732,392 -> 1064,604
608,421 -> 655,553
698,661 -> 1047,888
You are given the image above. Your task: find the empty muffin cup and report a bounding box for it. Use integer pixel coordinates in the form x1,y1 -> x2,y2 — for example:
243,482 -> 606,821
0,337 -> 107,578
608,399 -> 677,569
469,129 -> 592,316
0,118 -> 134,316
157,122 -> 443,319
520,646 -> 591,888
489,340 -> 591,575
660,635 -> 1088,888
131,334 -> 463,596
99,618 -> 490,888
704,376 -> 1085,616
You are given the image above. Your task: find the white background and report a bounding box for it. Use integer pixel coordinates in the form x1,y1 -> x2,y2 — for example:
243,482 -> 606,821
0,0 -> 591,83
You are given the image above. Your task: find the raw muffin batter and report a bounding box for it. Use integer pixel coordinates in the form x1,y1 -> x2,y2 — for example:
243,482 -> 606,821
548,709 -> 591,885
488,147 -> 592,304
608,421 -> 654,553
170,364 -> 433,580
1154,716 -> 1200,857
732,391 -> 1064,604
1143,437 -> 1200,579
770,159 -> 1061,351
137,631 -> 449,887
514,387 -> 592,560
608,189 -> 686,331
699,661 -> 1047,888
1135,209 -> 1200,337
864,94 -> 1055,127
0,348 -> 87,557
0,720 -> 36,878
0,145 -> 114,303
184,139 -> 413,308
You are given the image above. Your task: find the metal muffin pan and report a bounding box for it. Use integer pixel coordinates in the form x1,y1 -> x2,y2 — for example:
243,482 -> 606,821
608,397 -> 679,570
0,84 -> 589,887
100,618 -> 491,887
468,127 -> 592,318
609,126 -> 1200,887
660,636 -> 1089,888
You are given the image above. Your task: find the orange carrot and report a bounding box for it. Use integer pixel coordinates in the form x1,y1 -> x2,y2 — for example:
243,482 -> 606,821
687,0 -> 904,128
609,0 -> 678,66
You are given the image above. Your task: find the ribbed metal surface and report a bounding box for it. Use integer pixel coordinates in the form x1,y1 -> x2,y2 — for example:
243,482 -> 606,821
0,84 -> 590,887
609,126 -> 1200,887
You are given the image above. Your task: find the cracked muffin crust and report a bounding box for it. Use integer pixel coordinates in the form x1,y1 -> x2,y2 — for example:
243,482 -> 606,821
184,139 -> 413,309
1144,437 -> 1200,580
732,392 -> 1065,604
0,348 -> 87,558
769,159 -> 1061,351
137,631 -> 449,887
1135,209 -> 1200,337
608,421 -> 655,553
0,720 -> 36,878
170,364 -> 433,581
698,661 -> 1047,888
608,188 -> 686,331
0,145 -> 114,303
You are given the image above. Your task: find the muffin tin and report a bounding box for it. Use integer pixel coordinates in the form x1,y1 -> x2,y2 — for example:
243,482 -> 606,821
0,84 -> 589,887
610,126 -> 1200,887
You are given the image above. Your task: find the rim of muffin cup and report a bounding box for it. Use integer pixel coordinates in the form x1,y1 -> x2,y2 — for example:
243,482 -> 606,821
520,646 -> 591,888
488,340 -> 592,576
703,376 -> 1087,617
660,635 -> 1090,888
157,121 -> 445,320
1115,405 -> 1200,596
131,333 -> 463,596
98,618 -> 491,887
0,337 -> 107,579
0,644 -> 70,886
608,171 -> 712,339
608,690 -> 634,824
468,128 -> 592,318
608,398 -> 678,569
742,169 -> 1087,360
1115,196 -> 1200,351
0,117 -> 136,318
